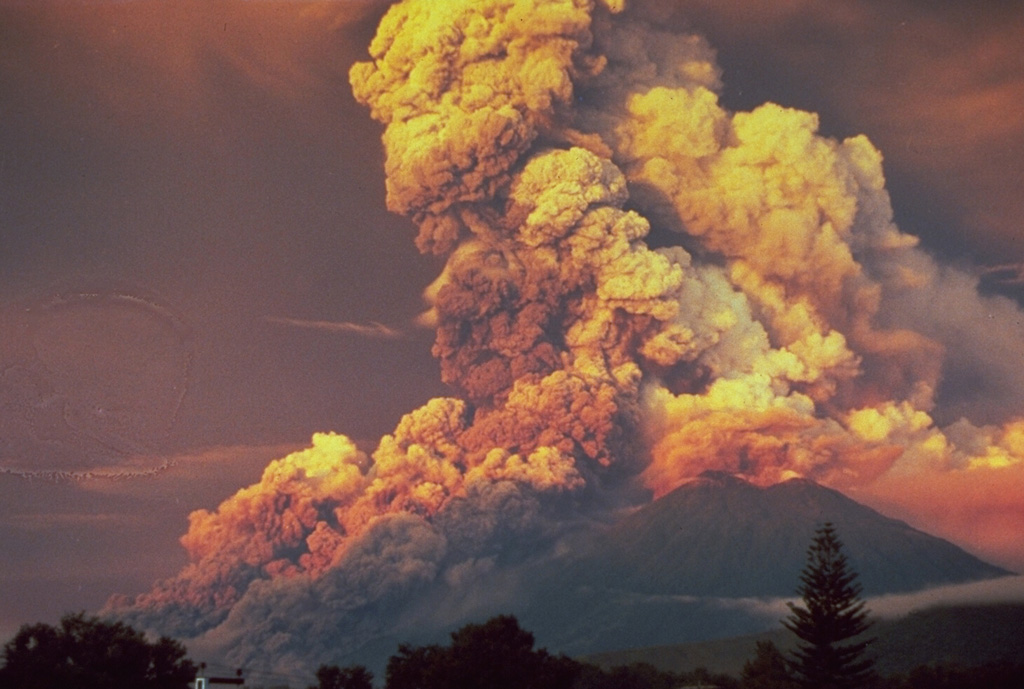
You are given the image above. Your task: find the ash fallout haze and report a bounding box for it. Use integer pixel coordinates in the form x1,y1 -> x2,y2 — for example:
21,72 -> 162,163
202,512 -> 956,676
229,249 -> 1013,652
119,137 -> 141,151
2,0 -> 1024,677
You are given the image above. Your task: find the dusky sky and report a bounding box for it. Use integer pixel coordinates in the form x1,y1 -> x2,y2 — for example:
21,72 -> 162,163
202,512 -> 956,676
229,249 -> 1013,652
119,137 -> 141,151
2,0 -> 1023,650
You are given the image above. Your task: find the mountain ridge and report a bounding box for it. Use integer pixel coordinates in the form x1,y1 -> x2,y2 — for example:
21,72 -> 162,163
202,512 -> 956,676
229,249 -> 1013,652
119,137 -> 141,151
498,472 -> 1012,658
558,471 -> 1010,598
217,473 -> 1014,675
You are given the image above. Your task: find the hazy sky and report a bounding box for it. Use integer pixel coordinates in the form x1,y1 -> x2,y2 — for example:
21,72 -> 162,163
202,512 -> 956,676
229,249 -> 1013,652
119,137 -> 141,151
2,0 -> 1023,648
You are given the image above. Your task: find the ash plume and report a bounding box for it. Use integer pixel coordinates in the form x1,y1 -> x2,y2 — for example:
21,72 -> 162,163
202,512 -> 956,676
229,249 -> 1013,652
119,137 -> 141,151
109,0 -> 1024,673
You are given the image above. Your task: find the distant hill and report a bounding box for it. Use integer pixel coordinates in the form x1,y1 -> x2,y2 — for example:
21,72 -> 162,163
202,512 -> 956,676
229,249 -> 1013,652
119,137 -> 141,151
295,473 -> 1014,673
563,472 -> 1010,597
583,603 -> 1024,677
510,472 -> 1011,656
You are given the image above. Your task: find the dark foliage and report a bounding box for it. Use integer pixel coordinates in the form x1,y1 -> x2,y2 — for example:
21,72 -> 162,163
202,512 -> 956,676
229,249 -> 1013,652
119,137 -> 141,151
882,661 -> 1024,689
783,522 -> 876,689
740,641 -> 798,689
385,615 -> 580,689
575,661 -> 738,689
0,612 -> 195,689
309,664 -> 374,689
384,616 -> 745,689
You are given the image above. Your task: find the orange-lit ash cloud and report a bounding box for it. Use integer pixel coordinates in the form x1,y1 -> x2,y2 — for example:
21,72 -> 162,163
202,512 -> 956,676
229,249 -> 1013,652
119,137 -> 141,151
638,0 -> 1024,267
110,0 -> 1024,669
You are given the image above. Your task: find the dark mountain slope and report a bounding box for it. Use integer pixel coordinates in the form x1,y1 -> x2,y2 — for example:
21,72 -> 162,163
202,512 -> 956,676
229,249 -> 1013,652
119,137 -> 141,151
318,473 -> 1013,670
561,472 -> 1009,598
505,472 -> 1010,656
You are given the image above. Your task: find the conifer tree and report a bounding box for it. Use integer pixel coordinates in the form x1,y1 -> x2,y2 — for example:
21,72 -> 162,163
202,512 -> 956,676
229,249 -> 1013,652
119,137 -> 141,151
783,522 -> 875,689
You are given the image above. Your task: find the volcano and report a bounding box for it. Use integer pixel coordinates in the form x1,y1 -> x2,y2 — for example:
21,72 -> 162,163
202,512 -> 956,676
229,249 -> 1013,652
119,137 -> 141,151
180,472 -> 1014,674
499,473 -> 1012,659
559,471 -> 1010,597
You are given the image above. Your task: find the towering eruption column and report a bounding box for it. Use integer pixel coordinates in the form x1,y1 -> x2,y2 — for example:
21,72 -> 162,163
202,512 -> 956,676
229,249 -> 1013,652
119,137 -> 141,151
110,0 -> 1024,671
110,0 -> 706,640
346,0 -> 710,494
351,0 -> 1024,508
350,0 -> 936,495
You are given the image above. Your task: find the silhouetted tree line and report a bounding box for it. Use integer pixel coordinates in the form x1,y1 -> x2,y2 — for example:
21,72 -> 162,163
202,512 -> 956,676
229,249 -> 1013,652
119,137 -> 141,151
3,525 -> 1021,689
309,616 -> 1024,689
311,615 -> 739,689
0,611 -> 195,689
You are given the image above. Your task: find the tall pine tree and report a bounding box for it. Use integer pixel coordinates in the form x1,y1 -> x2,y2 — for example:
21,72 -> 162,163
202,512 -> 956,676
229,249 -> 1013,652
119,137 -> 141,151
783,522 -> 875,689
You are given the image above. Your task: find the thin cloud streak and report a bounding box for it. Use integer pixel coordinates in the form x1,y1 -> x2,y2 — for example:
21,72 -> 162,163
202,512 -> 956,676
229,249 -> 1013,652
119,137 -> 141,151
263,315 -> 403,339
0,465 -> 175,483
706,575 -> 1024,623
865,575 -> 1024,619
981,263 -> 1024,287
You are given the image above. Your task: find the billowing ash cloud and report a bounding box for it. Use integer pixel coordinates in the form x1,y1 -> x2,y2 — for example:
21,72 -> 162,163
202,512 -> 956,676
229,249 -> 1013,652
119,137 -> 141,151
108,0 -> 1024,673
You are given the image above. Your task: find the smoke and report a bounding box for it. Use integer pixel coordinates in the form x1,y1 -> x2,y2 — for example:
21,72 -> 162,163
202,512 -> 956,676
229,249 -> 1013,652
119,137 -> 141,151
109,0 -> 1024,672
